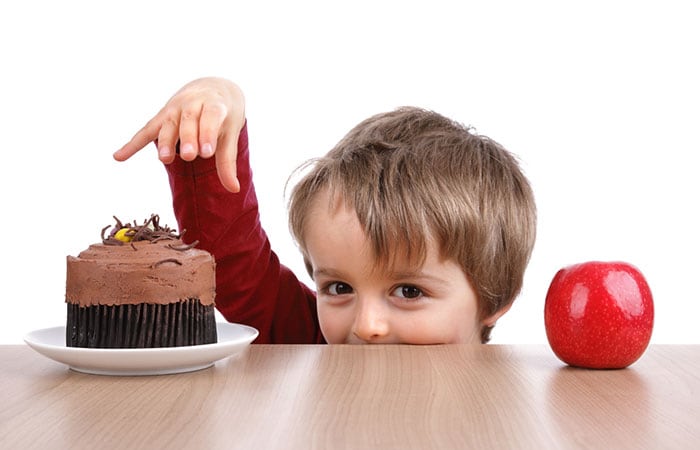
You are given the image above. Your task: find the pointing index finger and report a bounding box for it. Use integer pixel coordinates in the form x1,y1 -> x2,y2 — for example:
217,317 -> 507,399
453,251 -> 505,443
113,121 -> 160,161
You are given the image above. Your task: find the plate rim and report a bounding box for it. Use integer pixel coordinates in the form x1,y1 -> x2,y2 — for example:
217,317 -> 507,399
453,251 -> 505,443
23,322 -> 259,376
24,322 -> 259,354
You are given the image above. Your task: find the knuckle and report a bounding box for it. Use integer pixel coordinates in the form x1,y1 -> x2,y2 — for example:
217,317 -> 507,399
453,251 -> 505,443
203,101 -> 227,117
180,104 -> 201,122
153,111 -> 179,131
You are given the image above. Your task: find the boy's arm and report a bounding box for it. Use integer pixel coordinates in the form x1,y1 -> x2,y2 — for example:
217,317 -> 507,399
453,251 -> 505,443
164,123 -> 324,344
115,77 -> 323,343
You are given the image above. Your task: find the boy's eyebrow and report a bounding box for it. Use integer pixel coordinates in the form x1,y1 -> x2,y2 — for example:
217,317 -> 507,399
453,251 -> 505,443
312,268 -> 346,279
313,267 -> 447,284
386,270 -> 447,284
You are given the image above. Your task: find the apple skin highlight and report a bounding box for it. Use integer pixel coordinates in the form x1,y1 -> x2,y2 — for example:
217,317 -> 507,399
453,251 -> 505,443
544,261 -> 654,369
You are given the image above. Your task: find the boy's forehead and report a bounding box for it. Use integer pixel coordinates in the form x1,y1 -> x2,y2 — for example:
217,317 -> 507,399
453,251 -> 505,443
305,190 -> 449,273
307,187 -> 353,219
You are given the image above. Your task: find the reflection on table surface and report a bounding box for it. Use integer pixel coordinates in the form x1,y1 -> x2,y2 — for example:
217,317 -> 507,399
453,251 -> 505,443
1,344 -> 698,449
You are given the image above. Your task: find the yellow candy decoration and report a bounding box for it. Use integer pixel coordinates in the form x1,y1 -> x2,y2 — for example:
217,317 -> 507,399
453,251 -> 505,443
114,228 -> 133,243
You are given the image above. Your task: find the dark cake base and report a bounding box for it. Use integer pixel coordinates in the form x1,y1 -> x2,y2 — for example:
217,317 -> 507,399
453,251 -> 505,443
66,299 -> 217,348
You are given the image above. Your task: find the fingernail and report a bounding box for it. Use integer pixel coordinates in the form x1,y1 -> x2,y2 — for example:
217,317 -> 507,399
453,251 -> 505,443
158,146 -> 171,159
201,143 -> 213,158
181,143 -> 194,157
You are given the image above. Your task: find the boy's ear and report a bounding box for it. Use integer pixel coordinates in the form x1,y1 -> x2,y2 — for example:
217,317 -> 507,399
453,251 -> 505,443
481,302 -> 514,328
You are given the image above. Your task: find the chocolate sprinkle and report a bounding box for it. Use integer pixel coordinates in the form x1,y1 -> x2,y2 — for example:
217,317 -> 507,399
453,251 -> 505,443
167,240 -> 200,251
101,214 -> 195,252
151,258 -> 183,268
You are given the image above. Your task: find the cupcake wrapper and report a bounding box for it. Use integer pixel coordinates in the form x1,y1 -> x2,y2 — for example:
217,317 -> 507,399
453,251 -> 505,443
66,299 -> 217,348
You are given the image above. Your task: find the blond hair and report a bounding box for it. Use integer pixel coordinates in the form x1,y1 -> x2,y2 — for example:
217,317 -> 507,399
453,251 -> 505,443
288,107 -> 536,342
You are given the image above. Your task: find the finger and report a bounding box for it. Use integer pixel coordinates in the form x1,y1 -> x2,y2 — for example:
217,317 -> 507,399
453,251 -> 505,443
156,116 -> 180,164
215,131 -> 241,193
113,119 -> 161,161
199,101 -> 228,159
178,102 -> 202,161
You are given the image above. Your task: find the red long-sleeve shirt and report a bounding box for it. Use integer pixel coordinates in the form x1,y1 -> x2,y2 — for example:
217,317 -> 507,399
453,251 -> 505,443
164,122 -> 324,344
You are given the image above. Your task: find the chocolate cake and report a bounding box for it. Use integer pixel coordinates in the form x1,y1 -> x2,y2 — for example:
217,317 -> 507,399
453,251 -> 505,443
65,215 -> 217,348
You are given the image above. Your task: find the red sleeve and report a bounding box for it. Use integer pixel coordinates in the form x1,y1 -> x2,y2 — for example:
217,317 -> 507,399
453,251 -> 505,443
163,122 -> 325,344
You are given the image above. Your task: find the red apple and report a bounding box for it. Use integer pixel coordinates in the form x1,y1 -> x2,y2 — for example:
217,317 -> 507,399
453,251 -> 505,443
544,261 -> 654,369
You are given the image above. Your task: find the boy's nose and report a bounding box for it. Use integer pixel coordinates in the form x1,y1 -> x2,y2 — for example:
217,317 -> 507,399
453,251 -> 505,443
351,298 -> 390,342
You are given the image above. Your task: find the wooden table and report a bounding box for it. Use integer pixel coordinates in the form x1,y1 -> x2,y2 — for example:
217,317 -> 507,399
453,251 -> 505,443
1,345 -> 698,449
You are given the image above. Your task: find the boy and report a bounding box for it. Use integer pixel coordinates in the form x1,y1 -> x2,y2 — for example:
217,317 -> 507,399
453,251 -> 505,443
115,77 -> 536,344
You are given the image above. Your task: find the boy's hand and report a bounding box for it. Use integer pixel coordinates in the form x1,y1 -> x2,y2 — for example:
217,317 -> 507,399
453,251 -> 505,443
113,77 -> 246,193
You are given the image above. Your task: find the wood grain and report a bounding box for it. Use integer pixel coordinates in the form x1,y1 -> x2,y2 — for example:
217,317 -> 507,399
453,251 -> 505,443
1,345 -> 698,449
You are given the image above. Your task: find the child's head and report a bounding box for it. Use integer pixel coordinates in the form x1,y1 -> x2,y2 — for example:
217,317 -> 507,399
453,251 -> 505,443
288,107 -> 536,344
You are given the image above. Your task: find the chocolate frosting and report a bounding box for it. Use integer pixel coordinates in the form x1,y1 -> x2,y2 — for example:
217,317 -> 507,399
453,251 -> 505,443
66,240 -> 216,306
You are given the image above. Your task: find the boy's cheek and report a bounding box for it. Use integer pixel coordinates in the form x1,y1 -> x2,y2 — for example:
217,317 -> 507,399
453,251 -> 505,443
317,304 -> 349,344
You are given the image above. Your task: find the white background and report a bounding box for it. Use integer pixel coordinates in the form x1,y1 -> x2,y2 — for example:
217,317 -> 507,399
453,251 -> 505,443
1,0 -> 698,344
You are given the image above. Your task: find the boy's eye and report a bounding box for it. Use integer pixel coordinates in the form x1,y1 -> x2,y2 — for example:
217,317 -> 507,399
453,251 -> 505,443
327,282 -> 353,295
392,285 -> 424,299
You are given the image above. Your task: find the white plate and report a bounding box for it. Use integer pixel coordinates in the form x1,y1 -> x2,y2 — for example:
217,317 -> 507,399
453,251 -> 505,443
23,322 -> 258,376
